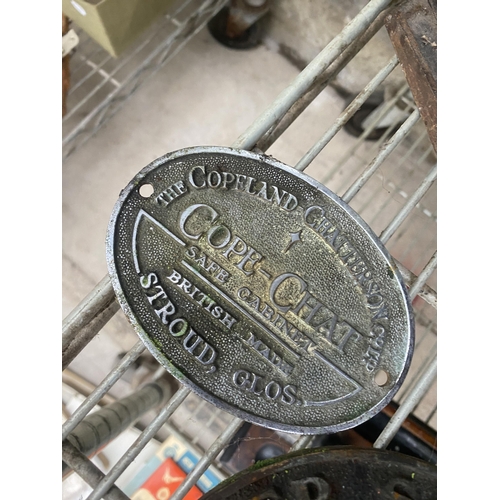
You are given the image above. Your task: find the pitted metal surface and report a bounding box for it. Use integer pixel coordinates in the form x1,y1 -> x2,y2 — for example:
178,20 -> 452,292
106,147 -> 414,434
200,446 -> 437,500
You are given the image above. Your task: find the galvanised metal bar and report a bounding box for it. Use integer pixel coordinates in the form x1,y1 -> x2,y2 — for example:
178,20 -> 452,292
379,163 -> 437,244
233,0 -> 394,151
62,275 -> 113,350
321,83 -> 410,186
409,251 -> 438,301
86,386 -> 191,500
62,342 -> 146,441
357,129 -> 430,226
396,341 -> 437,402
361,94 -> 415,159
373,354 -> 437,449
255,3 -> 395,153
70,45 -> 108,84
295,55 -> 400,172
62,275 -> 119,370
395,260 -> 436,309
62,441 -> 130,500
342,108 -> 420,203
69,52 -> 114,96
69,33 -> 99,73
168,417 -> 244,500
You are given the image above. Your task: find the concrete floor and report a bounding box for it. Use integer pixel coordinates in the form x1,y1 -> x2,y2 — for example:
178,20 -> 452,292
62,16 -> 437,499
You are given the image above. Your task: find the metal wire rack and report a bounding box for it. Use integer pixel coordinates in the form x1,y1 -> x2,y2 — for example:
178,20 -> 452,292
62,0 -> 437,497
62,0 -> 228,162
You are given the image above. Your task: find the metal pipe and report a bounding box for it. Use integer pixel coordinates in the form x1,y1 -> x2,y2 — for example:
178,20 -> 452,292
395,259 -> 436,309
233,0 -> 394,151
255,4 -> 394,152
86,386 -> 190,500
357,129 -> 430,227
169,417 -> 244,500
409,251 -> 438,301
342,108 -> 420,203
396,342 -> 437,403
295,56 -> 399,172
62,342 -> 146,440
62,275 -> 114,350
62,441 -> 130,500
379,164 -> 437,244
62,275 -> 120,370
373,354 -> 437,449
362,95 -> 415,157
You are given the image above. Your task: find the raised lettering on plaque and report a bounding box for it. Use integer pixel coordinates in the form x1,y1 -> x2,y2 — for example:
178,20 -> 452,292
107,146 -> 414,434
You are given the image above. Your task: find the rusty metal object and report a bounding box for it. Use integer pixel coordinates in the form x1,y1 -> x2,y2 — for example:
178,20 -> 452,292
385,0 -> 437,152
201,446 -> 437,500
226,0 -> 269,39
106,147 -> 414,434
208,0 -> 269,49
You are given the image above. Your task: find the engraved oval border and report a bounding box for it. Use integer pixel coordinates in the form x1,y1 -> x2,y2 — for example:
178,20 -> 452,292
106,146 -> 415,434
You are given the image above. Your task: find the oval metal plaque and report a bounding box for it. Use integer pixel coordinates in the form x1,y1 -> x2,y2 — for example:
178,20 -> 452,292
106,146 -> 414,434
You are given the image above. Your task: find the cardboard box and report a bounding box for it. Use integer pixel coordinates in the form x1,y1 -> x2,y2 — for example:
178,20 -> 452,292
131,458 -> 202,500
124,432 -> 226,497
62,0 -> 175,57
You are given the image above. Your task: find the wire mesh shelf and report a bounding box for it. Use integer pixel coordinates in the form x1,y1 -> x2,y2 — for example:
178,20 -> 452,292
62,0 -> 228,162
62,0 -> 437,497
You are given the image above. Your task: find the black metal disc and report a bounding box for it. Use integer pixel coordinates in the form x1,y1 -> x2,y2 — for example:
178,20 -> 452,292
201,446 -> 437,500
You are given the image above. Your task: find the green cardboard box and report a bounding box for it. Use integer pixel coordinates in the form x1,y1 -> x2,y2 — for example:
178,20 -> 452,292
62,0 -> 175,57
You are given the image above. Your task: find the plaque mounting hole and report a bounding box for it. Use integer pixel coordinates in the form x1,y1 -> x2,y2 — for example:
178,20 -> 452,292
374,369 -> 389,386
139,183 -> 154,198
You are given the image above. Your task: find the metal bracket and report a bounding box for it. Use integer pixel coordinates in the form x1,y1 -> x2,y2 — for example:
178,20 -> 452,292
62,29 -> 79,58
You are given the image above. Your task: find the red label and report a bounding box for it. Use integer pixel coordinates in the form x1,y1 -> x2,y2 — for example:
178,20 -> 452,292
134,458 -> 202,500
